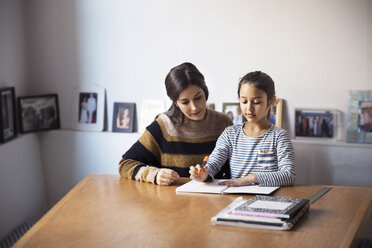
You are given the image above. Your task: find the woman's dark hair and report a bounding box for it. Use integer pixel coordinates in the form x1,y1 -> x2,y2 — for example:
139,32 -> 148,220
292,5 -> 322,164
165,62 -> 209,125
238,71 -> 276,119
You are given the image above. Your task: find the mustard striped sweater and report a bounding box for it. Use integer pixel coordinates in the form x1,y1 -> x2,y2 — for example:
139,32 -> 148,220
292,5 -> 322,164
119,109 -> 233,184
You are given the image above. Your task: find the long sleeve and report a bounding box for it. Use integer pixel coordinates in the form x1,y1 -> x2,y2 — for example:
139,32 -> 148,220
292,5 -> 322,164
207,129 -> 231,178
204,125 -> 296,187
119,127 -> 162,184
118,110 -> 233,184
254,130 -> 296,186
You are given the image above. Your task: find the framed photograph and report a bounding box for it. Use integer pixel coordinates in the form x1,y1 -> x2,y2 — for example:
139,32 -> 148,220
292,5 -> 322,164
139,100 -> 165,133
207,103 -> 215,110
0,87 -> 17,142
18,94 -> 60,133
269,98 -> 283,128
295,109 -> 339,139
112,102 -> 135,132
222,102 -> 244,125
346,90 -> 372,143
72,84 -> 105,131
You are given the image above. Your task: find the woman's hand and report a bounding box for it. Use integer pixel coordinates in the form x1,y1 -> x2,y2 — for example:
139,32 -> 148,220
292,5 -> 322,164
156,169 -> 179,186
189,164 -> 209,182
218,174 -> 258,187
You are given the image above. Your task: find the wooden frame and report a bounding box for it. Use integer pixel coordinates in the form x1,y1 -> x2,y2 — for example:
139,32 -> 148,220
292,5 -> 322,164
112,102 -> 135,133
269,98 -> 283,128
295,108 -> 339,139
72,84 -> 105,132
346,90 -> 372,143
18,94 -> 60,133
0,87 -> 17,142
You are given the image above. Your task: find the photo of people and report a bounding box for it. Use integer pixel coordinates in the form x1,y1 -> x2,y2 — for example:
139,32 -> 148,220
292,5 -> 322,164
116,106 -> 130,129
79,92 -> 97,124
269,105 -> 277,126
112,102 -> 135,132
295,110 -> 334,138
222,103 -> 243,125
1,89 -> 15,140
19,95 -> 60,133
358,101 -> 372,132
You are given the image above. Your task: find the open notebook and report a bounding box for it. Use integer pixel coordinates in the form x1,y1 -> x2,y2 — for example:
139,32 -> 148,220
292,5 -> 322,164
176,179 -> 279,195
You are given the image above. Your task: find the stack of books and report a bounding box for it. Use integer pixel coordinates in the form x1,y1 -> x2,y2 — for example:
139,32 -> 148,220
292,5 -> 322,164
211,195 -> 310,230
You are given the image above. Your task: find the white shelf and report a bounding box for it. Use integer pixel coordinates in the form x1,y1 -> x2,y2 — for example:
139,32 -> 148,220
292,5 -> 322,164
291,138 -> 372,148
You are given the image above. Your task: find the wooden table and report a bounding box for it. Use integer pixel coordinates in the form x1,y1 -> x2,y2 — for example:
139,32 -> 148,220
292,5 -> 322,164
14,174 -> 372,248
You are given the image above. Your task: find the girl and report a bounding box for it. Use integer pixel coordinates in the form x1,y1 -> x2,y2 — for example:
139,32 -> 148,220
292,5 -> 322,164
190,71 -> 295,187
119,62 -> 233,186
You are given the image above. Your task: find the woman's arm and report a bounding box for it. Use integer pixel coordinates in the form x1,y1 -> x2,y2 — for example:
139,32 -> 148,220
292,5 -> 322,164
119,120 -> 179,185
118,129 -> 162,184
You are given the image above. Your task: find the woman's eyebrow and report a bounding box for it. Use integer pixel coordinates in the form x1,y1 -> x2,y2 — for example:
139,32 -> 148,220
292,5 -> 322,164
178,90 -> 203,101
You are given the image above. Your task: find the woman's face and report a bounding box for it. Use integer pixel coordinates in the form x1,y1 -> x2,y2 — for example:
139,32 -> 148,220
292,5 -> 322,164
176,84 -> 207,121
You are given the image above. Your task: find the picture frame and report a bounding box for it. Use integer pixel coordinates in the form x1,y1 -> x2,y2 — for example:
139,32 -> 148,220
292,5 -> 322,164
222,102 -> 243,125
346,90 -> 372,144
112,102 -> 135,133
18,94 -> 60,133
72,84 -> 105,132
269,98 -> 283,128
0,87 -> 17,142
139,100 -> 165,133
206,103 -> 215,110
294,109 -> 339,140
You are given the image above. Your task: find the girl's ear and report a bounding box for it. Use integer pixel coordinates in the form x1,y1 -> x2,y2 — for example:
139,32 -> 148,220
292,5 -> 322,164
268,97 -> 276,108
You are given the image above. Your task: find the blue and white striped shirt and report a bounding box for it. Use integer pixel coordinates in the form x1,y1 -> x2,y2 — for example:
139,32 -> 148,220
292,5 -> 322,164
207,124 -> 296,186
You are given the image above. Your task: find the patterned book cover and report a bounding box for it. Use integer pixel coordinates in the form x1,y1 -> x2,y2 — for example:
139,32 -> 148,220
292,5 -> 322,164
211,197 -> 310,230
230,195 -> 309,219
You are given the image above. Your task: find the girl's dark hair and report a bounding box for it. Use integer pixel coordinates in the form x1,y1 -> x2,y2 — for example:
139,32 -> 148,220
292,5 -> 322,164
165,62 -> 209,126
238,71 -> 276,119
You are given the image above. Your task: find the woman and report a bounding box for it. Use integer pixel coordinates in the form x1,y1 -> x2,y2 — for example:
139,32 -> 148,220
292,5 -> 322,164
119,62 -> 233,185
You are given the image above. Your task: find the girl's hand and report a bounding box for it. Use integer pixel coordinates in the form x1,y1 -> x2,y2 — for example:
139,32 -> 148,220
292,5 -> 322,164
156,169 -> 179,186
189,165 -> 209,182
218,174 -> 258,187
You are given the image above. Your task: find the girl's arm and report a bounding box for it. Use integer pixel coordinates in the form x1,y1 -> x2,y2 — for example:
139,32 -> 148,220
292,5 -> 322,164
206,129 -> 231,178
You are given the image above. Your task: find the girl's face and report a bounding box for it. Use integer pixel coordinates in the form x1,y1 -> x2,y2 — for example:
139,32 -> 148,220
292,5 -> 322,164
239,83 -> 274,125
176,84 -> 207,121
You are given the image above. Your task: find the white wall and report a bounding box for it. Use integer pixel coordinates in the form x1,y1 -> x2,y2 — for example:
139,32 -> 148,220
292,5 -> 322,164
0,0 -> 27,95
0,0 -> 48,240
25,0 -> 372,139
39,130 -> 139,205
293,140 -> 372,188
0,134 -> 48,239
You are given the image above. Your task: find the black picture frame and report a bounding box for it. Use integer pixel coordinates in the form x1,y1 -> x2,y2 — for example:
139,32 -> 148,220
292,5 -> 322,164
0,87 -> 17,143
112,102 -> 135,133
18,94 -> 60,133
